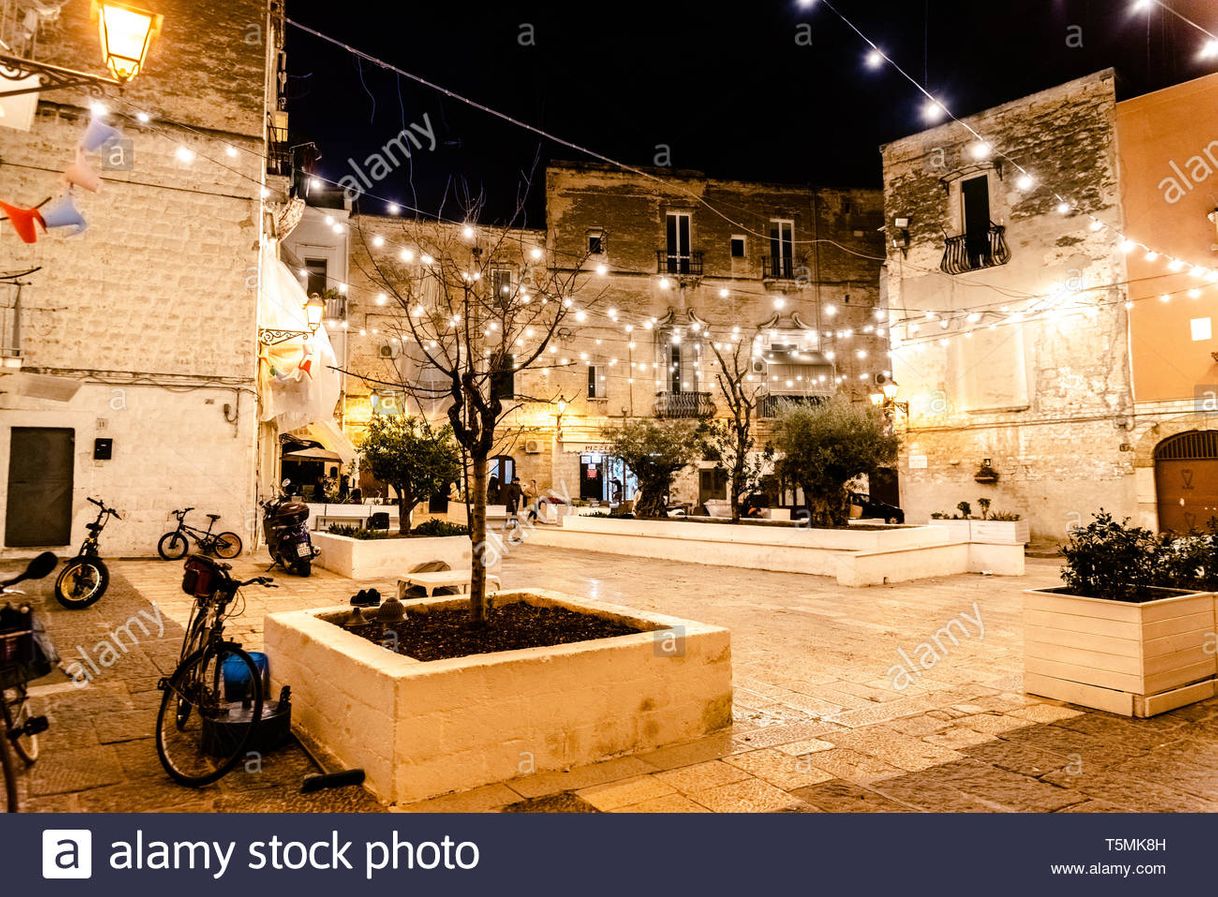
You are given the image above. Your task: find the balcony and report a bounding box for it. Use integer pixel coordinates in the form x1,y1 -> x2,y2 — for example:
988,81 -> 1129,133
656,250 -> 704,277
940,224 -> 1011,275
761,256 -> 799,281
267,113 -> 291,177
758,393 -> 829,419
654,391 -> 715,419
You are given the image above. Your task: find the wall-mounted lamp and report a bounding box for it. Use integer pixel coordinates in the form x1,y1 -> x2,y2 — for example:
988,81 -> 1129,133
869,374 -> 909,416
259,293 -> 327,346
890,217 -> 912,258
0,1 -> 162,99
554,396 -> 569,441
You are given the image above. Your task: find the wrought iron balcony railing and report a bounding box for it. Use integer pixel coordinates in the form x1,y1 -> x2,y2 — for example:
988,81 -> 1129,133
654,391 -> 715,419
761,255 -> 798,280
656,250 -> 704,277
758,393 -> 830,419
940,224 -> 1011,275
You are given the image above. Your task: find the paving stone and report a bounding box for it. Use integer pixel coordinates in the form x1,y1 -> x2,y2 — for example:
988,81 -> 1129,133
826,726 -> 965,772
1005,703 -> 1084,724
724,749 -> 835,790
731,720 -> 844,750
886,714 -> 951,737
577,775 -> 678,811
1000,723 -> 1152,768
635,734 -> 736,770
93,709 -> 154,744
771,737 -> 836,757
957,713 -> 1034,735
506,757 -> 657,799
397,783 -> 530,813
612,794 -> 709,813
871,769 -> 1002,813
790,780 -> 917,813
923,726 -> 996,750
75,782 -> 214,813
961,740 -> 1071,778
688,778 -> 804,813
501,793 -> 600,813
1041,767 -> 1218,812
929,759 -> 1085,813
654,760 -> 753,793
807,748 -> 903,785
29,745 -> 125,796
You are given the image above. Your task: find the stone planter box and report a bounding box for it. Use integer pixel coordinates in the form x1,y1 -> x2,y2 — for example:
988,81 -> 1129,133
305,502 -> 399,531
312,532 -> 472,580
1024,587 -> 1217,717
929,519 -> 1029,544
265,589 -> 733,805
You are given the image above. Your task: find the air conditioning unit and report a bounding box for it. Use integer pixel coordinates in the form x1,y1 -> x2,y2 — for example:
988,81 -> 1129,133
378,342 -> 400,359
750,359 -> 768,375
524,439 -> 543,454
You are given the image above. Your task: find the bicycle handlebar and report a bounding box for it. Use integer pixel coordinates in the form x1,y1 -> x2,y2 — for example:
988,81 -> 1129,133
88,497 -> 121,519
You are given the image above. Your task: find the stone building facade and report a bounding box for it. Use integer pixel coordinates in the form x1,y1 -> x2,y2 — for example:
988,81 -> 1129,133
0,0 -> 275,556
882,69 -> 1218,541
336,162 -> 888,508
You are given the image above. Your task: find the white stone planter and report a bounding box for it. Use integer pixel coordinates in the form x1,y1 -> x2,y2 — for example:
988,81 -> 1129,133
265,589 -> 732,805
928,518 -> 1029,544
1024,587 -> 1217,717
312,532 -> 471,580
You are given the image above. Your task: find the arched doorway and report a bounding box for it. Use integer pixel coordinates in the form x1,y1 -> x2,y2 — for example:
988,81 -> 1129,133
1154,431 -> 1218,532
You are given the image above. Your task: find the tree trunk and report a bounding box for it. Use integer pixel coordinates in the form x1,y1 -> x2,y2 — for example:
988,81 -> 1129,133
397,491 -> 411,535
467,454 -> 489,625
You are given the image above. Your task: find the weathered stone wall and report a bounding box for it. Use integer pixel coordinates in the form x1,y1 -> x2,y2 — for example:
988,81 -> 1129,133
0,0 -> 270,555
882,71 -> 1136,541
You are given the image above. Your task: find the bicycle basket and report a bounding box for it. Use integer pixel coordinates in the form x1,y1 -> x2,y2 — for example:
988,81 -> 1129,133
181,554 -> 229,598
0,605 -> 48,689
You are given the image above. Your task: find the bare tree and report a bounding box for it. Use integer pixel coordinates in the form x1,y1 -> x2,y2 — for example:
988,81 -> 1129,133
351,209 -> 600,625
707,328 -> 768,523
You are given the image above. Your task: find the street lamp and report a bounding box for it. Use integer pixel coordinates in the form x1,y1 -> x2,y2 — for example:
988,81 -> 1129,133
0,1 -> 161,99
259,294 -> 327,346
869,375 -> 909,417
95,1 -> 164,83
554,396 -> 568,441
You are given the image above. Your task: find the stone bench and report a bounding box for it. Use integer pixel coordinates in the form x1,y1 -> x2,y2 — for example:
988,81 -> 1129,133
397,570 -> 502,599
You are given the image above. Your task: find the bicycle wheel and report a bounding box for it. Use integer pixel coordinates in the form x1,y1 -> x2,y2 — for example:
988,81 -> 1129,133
2,687 -> 39,764
213,532 -> 243,559
54,558 -> 109,609
0,734 -> 15,812
157,531 -> 190,561
156,645 -> 264,787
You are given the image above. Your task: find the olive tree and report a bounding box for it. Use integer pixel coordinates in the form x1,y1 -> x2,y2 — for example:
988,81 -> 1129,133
706,329 -> 768,522
607,418 -> 699,519
772,397 -> 898,527
359,414 -> 462,535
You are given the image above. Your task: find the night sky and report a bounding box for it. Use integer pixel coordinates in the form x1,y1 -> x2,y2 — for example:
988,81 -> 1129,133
283,0 -> 1218,223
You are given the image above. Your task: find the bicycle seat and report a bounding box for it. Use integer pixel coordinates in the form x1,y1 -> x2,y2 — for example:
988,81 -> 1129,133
206,514 -> 221,522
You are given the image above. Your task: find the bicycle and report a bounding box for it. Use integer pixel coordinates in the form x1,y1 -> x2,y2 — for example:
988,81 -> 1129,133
157,509 -> 243,561
1,552 -> 58,813
53,497 -> 120,609
155,555 -> 276,787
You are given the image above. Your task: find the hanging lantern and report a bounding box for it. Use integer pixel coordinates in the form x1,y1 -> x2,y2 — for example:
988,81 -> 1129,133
305,293 -> 326,332
93,1 -> 163,83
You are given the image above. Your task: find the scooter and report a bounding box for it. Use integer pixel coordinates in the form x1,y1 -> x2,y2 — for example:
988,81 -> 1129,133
54,497 -> 121,609
260,480 -> 317,577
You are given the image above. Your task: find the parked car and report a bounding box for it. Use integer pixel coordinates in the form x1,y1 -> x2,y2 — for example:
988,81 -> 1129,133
849,491 -> 904,524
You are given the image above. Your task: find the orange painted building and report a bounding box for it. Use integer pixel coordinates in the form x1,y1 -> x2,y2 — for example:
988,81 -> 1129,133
1118,73 -> 1218,404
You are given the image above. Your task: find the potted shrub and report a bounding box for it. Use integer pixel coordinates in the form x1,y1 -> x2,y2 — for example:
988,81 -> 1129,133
1023,511 -> 1217,717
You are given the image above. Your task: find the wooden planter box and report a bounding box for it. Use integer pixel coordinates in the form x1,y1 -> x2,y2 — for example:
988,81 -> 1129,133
265,589 -> 733,805
1024,587 -> 1217,717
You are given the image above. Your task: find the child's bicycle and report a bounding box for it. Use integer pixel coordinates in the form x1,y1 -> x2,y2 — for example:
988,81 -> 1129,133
157,508 -> 243,561
1,553 -> 59,813
155,555 -> 275,787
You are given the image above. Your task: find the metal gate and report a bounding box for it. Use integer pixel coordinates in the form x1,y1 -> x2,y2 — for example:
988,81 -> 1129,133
5,427 -> 75,547
1154,431 -> 1218,533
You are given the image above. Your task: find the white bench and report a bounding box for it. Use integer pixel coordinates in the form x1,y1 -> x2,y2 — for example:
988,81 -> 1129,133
397,571 -> 502,599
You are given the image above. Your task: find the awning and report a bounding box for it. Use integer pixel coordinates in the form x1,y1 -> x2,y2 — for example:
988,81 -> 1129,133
283,447 -> 342,462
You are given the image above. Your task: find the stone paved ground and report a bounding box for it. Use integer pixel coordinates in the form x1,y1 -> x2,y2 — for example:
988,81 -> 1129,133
4,546 -> 1218,813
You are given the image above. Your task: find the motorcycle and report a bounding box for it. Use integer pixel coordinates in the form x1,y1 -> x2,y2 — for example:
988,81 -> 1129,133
54,497 -> 121,609
260,481 -> 317,577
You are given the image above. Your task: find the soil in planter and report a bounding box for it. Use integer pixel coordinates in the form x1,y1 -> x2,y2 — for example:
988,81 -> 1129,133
347,600 -> 644,661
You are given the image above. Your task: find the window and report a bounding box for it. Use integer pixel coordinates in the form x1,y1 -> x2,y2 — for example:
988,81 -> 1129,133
665,212 -> 692,274
587,230 -> 605,255
730,235 -> 746,258
491,268 -> 512,302
768,220 -> 794,278
491,354 -> 516,400
1191,318 -> 1212,342
698,468 -> 729,503
587,363 -> 606,399
961,175 -> 991,266
304,258 -> 327,296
